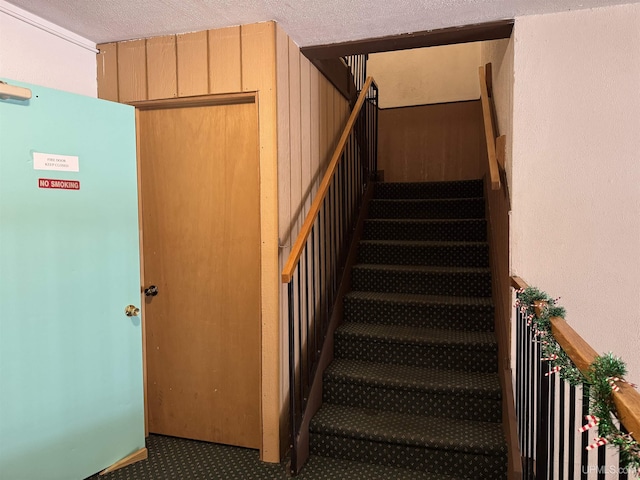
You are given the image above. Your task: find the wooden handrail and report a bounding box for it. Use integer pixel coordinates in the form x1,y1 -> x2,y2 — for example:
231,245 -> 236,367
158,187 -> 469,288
479,65 -> 501,190
281,76 -> 375,283
510,276 -> 528,291
511,276 -> 640,442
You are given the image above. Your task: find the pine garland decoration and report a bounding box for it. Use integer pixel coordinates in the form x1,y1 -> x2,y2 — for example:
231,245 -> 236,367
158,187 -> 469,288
515,287 -> 640,473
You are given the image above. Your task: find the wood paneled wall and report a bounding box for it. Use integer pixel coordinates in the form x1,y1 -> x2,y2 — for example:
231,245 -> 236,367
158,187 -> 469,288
377,101 -> 484,182
97,22 -> 281,463
97,26 -> 249,102
97,21 -> 349,463
274,25 -> 350,455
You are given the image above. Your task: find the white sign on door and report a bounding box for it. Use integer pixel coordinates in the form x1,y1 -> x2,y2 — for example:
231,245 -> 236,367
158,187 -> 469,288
33,152 -> 79,172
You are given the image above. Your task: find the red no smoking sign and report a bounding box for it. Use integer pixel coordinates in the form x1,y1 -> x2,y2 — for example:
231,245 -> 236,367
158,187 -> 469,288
38,178 -> 80,190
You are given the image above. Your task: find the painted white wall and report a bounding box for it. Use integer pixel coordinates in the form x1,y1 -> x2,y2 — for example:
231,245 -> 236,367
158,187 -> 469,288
368,42 -> 481,108
0,0 -> 97,96
511,4 -> 640,383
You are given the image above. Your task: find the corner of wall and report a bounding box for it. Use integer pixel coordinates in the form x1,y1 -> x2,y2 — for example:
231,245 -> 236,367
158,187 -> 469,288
0,0 -> 97,97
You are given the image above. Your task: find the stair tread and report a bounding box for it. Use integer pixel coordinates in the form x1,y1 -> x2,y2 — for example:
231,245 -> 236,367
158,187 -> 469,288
374,180 -> 484,201
325,359 -> 501,397
345,290 -> 493,307
306,179 -> 506,475
360,239 -> 488,247
311,404 -> 507,455
300,455 -> 467,480
362,218 -> 488,240
371,197 -> 484,202
378,180 -> 482,186
353,264 -> 491,274
336,322 -> 497,347
365,218 -> 485,224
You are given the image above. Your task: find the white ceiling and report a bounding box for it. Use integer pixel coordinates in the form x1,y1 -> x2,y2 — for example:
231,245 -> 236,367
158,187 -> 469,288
4,0 -> 640,47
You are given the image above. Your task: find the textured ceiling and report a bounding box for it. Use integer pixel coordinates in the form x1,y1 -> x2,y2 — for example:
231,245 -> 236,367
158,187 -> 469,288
4,0 -> 640,46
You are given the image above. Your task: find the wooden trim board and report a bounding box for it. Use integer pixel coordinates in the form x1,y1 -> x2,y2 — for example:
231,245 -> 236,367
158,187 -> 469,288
131,92 -> 255,109
100,448 -> 148,475
301,20 -> 514,59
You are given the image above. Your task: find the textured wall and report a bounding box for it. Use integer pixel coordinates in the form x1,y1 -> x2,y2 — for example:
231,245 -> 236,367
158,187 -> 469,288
511,4 -> 640,383
368,43 -> 481,108
0,0 -> 96,96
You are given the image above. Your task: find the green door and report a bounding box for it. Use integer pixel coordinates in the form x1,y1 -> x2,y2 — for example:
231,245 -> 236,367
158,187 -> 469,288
0,80 -> 144,479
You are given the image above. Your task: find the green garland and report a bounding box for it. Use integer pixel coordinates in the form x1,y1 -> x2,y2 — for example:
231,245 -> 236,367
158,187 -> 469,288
515,287 -> 640,473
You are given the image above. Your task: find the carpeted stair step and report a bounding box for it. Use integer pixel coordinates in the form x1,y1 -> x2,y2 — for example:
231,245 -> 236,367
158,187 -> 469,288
343,291 -> 494,331
368,198 -> 485,220
334,322 -> 497,373
323,359 -> 502,423
362,218 -> 487,242
309,404 -> 507,479
351,264 -> 492,297
303,178 -> 508,478
358,239 -> 489,267
374,180 -> 484,200
300,455 -> 468,480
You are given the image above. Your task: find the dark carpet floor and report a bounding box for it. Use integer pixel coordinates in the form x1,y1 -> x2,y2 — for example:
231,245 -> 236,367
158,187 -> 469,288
87,434 -> 446,480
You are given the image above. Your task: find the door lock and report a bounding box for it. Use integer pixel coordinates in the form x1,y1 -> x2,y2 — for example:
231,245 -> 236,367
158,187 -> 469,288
125,305 -> 140,317
144,285 -> 158,297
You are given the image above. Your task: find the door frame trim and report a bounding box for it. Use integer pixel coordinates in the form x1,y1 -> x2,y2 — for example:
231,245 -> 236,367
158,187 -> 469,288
131,92 -> 256,111
133,91 -> 260,441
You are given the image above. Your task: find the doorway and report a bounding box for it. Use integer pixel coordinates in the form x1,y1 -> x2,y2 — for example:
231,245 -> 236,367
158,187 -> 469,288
137,96 -> 261,449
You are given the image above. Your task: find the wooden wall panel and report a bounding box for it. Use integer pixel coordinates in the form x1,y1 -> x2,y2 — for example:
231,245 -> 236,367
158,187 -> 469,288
274,23 -> 291,457
209,26 -> 242,94
318,76 -> 327,173
288,38 -> 302,242
96,21 -> 351,464
97,21 -> 283,464
323,77 -> 334,169
146,36 -> 177,100
300,56 -> 312,216
240,21 -> 280,464
333,89 -> 341,150
176,31 -> 209,97
309,67 -> 321,192
241,23 -> 276,93
378,101 -> 484,183
97,42 -> 119,102
276,25 -> 290,245
117,39 -> 148,103
273,28 -> 349,466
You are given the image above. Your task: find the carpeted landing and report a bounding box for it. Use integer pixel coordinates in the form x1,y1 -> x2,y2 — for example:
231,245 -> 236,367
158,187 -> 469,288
87,434 -> 452,479
307,179 -> 507,479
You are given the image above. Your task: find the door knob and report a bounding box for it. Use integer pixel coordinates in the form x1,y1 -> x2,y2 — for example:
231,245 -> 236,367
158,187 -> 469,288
125,305 -> 140,317
144,285 -> 158,297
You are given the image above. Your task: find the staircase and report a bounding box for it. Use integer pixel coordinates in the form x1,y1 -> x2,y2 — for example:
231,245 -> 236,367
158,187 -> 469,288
306,179 -> 508,479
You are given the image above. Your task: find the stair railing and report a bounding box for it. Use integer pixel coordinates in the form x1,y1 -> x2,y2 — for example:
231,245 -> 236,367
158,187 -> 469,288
512,276 -> 640,479
479,63 -> 503,191
479,61 -> 520,480
342,54 -> 368,98
282,76 -> 378,475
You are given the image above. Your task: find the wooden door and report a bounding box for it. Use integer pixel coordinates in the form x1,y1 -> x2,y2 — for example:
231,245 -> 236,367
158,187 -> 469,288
138,100 -> 261,448
0,79 -> 144,479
